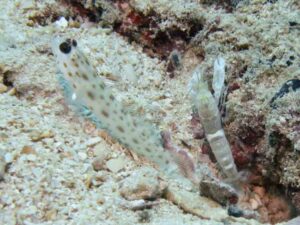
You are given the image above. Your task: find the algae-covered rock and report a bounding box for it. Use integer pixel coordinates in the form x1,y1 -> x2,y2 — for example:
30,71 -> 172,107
119,166 -> 167,200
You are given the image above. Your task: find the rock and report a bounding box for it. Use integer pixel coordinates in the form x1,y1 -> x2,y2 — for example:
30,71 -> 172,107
166,183 -> 260,223
119,167 -> 167,200
199,176 -> 239,206
165,184 -> 227,221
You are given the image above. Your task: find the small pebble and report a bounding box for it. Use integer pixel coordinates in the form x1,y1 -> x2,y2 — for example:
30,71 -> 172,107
106,157 -> 126,173
54,17 -> 68,29
78,152 -> 87,161
0,83 -> 8,93
4,153 -> 13,163
97,197 -> 105,205
7,87 -> 16,96
44,208 -> 57,221
26,154 -> 37,161
86,137 -> 102,147
93,144 -> 108,158
21,146 -> 36,155
30,130 -> 54,142
92,144 -> 109,171
92,156 -> 106,171
249,198 -> 259,210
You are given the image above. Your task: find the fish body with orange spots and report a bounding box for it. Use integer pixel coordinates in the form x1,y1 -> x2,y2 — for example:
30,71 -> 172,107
52,38 -> 182,177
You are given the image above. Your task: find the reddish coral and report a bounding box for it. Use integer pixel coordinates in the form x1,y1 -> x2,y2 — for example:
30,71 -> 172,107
231,140 -> 256,168
227,82 -> 240,93
126,11 -> 143,25
113,0 -> 202,59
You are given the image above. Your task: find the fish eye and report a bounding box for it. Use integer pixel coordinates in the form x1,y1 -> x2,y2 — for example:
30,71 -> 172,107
59,41 -> 72,54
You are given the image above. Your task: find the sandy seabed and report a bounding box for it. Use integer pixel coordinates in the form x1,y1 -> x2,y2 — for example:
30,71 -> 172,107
1,0 -> 300,224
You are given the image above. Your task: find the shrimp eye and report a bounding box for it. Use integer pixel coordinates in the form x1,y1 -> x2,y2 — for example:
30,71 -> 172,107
59,41 -> 72,54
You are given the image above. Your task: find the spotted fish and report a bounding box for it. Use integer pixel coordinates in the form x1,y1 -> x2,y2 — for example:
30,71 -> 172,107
51,38 -> 180,176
